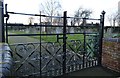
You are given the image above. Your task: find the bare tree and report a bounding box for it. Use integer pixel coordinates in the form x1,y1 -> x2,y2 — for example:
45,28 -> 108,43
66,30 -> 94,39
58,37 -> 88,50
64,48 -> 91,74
72,7 -> 92,26
113,12 -> 120,26
53,12 -> 63,25
40,0 -> 62,23
107,12 -> 120,26
107,15 -> 113,26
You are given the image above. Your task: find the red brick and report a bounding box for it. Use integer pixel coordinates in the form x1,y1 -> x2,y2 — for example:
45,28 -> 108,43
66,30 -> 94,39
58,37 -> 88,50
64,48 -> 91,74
102,41 -> 120,73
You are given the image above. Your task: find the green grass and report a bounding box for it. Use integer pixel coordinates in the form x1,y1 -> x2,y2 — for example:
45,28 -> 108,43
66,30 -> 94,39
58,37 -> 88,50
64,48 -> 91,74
8,30 -> 84,42
42,35 -> 57,42
8,30 -> 26,34
31,34 -> 84,42
67,34 -> 84,41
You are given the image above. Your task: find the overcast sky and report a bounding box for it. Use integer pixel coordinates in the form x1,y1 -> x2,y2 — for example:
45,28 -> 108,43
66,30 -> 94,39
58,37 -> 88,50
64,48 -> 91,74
4,0 -> 120,25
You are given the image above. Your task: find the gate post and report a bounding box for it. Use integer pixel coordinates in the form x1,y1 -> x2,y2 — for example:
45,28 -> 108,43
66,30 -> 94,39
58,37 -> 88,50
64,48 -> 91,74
4,4 -> 9,43
63,11 -> 67,75
98,11 -> 105,66
0,0 -> 5,42
101,11 -> 105,39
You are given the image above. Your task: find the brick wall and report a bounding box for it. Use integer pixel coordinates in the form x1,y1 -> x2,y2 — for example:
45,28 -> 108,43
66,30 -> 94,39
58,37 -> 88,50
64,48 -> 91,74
102,38 -> 120,73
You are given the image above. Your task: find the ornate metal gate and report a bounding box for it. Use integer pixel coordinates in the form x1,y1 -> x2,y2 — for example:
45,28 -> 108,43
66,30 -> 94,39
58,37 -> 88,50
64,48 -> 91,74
4,4 -> 105,77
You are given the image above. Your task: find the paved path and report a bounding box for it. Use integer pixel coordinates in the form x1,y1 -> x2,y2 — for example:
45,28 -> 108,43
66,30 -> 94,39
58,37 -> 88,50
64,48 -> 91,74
65,66 -> 120,76
9,36 -> 40,44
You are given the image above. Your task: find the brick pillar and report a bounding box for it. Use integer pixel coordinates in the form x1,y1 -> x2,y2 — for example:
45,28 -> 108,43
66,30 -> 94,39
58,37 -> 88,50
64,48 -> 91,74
102,38 -> 120,73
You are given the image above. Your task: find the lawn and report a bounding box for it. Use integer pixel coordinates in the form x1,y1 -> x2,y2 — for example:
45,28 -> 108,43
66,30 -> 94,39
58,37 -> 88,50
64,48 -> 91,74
8,30 -> 26,34
32,34 -> 84,42
8,30 -> 85,44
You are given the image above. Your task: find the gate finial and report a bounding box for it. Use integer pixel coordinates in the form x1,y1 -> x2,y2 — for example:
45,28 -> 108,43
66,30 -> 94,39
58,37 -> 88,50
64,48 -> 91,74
101,10 -> 106,15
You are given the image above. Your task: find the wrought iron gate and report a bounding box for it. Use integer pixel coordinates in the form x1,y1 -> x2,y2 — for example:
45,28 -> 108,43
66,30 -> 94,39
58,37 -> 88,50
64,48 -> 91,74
4,4 -> 105,77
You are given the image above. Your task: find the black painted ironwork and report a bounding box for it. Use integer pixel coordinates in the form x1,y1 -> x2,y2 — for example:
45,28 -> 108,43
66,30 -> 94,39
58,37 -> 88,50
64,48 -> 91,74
98,11 -> 106,66
4,4 -> 105,77
0,1 -> 5,42
5,4 -> 9,43
63,11 -> 67,74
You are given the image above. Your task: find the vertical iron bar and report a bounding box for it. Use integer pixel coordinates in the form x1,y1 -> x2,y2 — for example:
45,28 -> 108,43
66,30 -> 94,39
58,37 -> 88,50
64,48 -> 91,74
5,4 -> 8,43
0,1 -> 5,42
83,32 -> 85,68
57,34 -> 59,42
83,18 -> 86,68
39,11 -> 42,76
63,11 -> 67,74
98,11 -> 105,66
98,15 -> 102,66
101,11 -> 105,38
